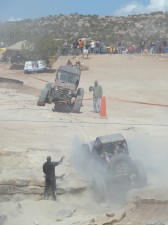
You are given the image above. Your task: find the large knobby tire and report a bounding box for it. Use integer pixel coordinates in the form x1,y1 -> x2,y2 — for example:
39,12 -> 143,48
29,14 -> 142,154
37,82 -> 52,106
109,154 -> 135,177
134,160 -> 147,188
78,88 -> 84,98
109,154 -> 136,194
72,88 -> 84,113
72,96 -> 83,113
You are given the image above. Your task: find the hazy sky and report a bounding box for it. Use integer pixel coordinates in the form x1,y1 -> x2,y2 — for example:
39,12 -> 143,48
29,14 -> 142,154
1,0 -> 168,21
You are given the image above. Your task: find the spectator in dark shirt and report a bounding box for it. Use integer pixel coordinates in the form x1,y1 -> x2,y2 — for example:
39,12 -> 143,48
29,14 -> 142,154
72,40 -> 79,58
43,156 -> 65,200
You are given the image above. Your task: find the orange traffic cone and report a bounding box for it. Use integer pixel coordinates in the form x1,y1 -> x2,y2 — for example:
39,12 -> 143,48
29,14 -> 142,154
100,96 -> 107,118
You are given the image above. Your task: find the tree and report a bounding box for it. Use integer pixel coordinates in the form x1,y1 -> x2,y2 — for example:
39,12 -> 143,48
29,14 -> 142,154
22,37 -> 58,61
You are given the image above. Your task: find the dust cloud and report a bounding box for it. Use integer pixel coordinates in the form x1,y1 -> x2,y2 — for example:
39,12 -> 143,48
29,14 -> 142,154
69,136 -> 132,205
69,136 -> 112,202
69,136 -> 105,178
69,134 -> 168,204
127,135 -> 168,187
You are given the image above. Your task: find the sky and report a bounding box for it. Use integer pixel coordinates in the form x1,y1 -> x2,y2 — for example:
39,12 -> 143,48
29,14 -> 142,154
0,0 -> 168,22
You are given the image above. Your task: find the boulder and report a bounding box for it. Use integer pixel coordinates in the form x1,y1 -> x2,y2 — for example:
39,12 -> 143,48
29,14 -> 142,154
96,210 -> 126,225
56,208 -> 76,221
128,187 -> 168,204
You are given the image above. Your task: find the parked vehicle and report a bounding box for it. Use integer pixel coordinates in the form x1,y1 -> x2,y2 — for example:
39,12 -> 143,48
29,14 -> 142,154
24,60 -> 47,74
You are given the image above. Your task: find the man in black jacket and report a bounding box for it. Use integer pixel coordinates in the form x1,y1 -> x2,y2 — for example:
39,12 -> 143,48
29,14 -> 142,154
43,156 -> 64,200
72,40 -> 79,58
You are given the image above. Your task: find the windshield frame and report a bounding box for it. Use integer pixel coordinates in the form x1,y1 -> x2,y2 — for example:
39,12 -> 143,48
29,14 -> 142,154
56,70 -> 79,84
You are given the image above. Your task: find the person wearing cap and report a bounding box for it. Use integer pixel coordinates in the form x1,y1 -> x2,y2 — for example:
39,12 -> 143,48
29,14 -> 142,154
89,80 -> 103,113
43,156 -> 65,200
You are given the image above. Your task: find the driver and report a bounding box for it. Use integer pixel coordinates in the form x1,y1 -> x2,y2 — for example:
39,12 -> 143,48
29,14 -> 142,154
93,141 -> 109,163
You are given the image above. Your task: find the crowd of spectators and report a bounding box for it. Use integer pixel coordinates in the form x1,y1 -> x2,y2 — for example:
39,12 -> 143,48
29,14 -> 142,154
108,38 -> 168,54
61,38 -> 168,57
62,39 -> 107,57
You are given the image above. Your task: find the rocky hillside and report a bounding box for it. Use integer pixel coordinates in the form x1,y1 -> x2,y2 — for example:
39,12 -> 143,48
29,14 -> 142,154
0,11 -> 168,46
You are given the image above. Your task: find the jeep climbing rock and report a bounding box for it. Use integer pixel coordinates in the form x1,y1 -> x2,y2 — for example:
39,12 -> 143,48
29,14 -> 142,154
80,133 -> 147,201
37,65 -> 84,113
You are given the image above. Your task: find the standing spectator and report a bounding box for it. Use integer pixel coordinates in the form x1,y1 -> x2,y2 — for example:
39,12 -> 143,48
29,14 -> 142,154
163,39 -> 168,53
89,80 -> 103,113
99,41 -> 104,54
72,40 -> 79,58
83,41 -> 90,59
163,39 -> 167,47
79,39 -> 84,55
139,39 -> 145,53
95,41 -> 100,54
117,41 -> 122,54
155,39 -> 161,53
90,40 -> 95,53
43,156 -> 65,200
62,41 -> 68,56
149,40 -> 156,54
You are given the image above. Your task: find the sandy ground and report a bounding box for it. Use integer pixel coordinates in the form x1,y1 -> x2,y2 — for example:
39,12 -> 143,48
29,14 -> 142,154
0,54 -> 168,225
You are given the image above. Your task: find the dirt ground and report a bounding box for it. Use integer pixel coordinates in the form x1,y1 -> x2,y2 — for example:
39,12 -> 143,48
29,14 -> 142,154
0,54 -> 168,225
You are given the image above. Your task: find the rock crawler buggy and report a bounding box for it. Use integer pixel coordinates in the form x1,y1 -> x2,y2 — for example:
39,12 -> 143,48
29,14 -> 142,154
37,65 -> 84,113
81,133 -> 147,201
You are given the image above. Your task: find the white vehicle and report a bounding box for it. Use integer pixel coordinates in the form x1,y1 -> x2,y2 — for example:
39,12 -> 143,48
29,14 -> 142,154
24,60 -> 47,74
37,60 -> 47,72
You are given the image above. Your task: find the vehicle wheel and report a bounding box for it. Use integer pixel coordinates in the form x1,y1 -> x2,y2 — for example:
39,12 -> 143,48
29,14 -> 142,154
72,96 -> 83,113
109,154 -> 135,177
134,160 -> 147,187
78,88 -> 84,98
72,88 -> 84,113
108,154 -> 136,194
37,82 -> 52,106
